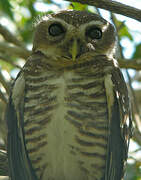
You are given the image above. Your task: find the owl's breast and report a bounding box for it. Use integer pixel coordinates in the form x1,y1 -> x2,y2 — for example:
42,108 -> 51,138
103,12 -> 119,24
23,68 -> 109,180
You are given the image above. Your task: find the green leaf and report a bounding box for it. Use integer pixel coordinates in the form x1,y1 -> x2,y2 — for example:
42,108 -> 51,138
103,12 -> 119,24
19,19 -> 34,43
68,2 -> 88,11
119,25 -> 133,41
132,43 -> 141,59
0,0 -> 13,20
125,162 -> 141,180
114,19 -> 133,41
0,59 -> 13,72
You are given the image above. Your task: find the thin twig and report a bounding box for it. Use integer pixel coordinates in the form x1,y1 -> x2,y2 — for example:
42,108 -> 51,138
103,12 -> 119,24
95,8 -> 101,16
65,0 -> 141,22
0,42 -> 31,59
133,128 -> 141,147
110,13 -> 141,71
0,55 -> 22,69
0,90 -> 7,104
118,59 -> 141,70
0,69 -> 10,95
0,24 -> 24,48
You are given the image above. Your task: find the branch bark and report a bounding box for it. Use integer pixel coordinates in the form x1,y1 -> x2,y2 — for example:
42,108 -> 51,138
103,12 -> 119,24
66,0 -> 141,22
0,55 -> 22,69
133,127 -> 141,147
0,70 -> 10,95
0,90 -> 7,104
0,24 -> 24,48
0,42 -> 31,59
118,59 -> 141,70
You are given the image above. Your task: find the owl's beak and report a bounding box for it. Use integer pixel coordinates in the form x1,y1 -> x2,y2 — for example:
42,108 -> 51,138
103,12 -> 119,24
69,39 -> 79,61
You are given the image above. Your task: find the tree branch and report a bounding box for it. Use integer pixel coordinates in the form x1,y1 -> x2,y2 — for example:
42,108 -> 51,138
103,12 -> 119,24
118,59 -> 141,70
65,0 -> 141,22
0,42 -> 31,59
133,128 -> 141,147
0,70 -> 10,95
0,24 -> 24,48
0,55 -> 22,69
0,90 -> 7,104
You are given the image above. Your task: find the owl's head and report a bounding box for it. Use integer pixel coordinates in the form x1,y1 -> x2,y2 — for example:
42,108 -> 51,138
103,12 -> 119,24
33,10 -> 116,64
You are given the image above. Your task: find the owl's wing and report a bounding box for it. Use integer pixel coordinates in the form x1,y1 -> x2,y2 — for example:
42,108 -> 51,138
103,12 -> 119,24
104,66 -> 132,180
6,64 -> 38,180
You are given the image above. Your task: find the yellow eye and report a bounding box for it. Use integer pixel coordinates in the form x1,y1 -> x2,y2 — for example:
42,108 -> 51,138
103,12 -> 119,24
86,27 -> 102,39
48,23 -> 65,36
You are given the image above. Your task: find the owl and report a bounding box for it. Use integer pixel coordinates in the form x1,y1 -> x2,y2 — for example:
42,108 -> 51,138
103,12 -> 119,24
6,10 -> 132,180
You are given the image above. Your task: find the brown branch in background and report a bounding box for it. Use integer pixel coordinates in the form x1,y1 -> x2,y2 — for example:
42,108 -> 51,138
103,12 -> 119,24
118,59 -> 141,70
0,42 -> 31,59
0,70 -> 10,95
0,24 -> 24,48
0,90 -> 7,104
110,14 -> 141,71
133,128 -> 141,147
0,55 -> 22,69
66,0 -> 141,22
95,7 -> 101,16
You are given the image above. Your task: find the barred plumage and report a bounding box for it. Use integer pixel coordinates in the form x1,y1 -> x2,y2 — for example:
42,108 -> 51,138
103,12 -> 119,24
6,10 -> 132,180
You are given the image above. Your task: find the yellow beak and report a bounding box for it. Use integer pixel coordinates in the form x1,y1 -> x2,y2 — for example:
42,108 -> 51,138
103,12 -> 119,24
69,39 -> 78,61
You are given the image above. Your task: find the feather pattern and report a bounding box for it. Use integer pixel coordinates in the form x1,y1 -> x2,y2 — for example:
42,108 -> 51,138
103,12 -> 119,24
6,75 -> 38,180
105,65 -> 132,180
6,52 -> 132,180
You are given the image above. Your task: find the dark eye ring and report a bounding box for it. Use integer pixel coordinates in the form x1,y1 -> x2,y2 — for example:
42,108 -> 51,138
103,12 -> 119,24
48,23 -> 65,36
86,27 -> 102,39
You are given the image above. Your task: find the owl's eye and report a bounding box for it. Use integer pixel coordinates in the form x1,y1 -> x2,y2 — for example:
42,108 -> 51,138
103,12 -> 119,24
86,27 -> 102,39
48,23 -> 65,36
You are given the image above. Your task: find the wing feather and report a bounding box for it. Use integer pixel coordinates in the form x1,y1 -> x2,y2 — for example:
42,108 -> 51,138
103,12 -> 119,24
6,71 -> 38,180
104,67 -> 132,180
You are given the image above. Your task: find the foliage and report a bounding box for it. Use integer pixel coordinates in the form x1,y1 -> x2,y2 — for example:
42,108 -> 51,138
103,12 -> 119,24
0,0 -> 141,179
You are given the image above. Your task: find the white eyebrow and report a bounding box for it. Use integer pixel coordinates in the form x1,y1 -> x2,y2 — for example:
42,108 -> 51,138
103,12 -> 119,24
80,20 -> 105,28
85,20 -> 105,26
79,20 -> 109,32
